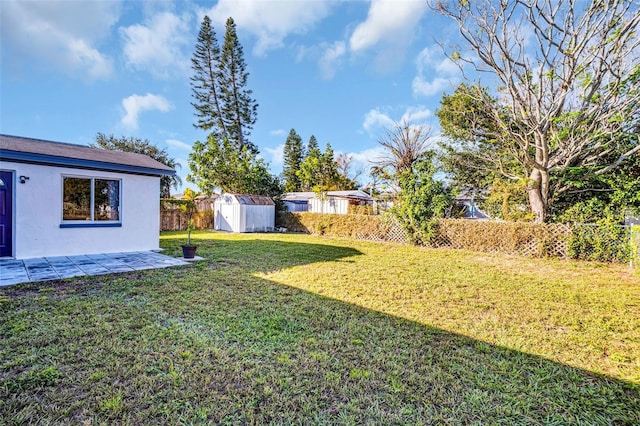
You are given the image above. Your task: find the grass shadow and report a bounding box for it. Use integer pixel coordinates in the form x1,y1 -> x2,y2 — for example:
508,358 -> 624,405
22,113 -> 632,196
0,233 -> 638,424
161,230 -> 364,273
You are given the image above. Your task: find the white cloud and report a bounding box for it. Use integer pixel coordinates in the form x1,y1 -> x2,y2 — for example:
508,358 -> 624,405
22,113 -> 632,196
264,144 -> 285,166
346,146 -> 386,167
166,139 -> 193,151
334,146 -> 387,186
363,108 -> 396,134
362,105 -> 433,135
412,77 -> 451,97
1,0 -> 119,79
319,41 -> 346,80
435,57 -> 460,75
65,39 -> 114,80
270,129 -> 287,137
400,106 -> 432,123
121,11 -> 191,78
295,0 -> 427,78
201,0 -> 335,55
121,94 -> 172,130
412,46 -> 460,97
349,0 -> 427,52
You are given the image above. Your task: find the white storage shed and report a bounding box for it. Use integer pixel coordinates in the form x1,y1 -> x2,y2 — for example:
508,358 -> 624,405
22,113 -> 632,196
214,193 -> 275,233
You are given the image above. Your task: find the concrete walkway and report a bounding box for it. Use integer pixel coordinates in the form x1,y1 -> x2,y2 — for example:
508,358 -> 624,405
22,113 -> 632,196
0,251 -> 189,287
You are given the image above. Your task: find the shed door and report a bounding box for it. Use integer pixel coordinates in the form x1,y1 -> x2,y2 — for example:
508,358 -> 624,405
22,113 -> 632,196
0,171 -> 13,257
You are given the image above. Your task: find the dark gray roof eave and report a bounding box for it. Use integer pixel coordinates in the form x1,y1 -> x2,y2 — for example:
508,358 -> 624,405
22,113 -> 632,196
0,134 -> 176,175
1,149 -> 176,177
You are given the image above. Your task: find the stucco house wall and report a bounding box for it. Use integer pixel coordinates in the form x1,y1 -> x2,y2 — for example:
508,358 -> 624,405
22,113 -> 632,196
0,134 -> 175,259
5,161 -> 161,258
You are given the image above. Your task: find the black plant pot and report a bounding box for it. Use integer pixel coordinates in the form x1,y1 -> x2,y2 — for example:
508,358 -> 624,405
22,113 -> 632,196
181,245 -> 197,259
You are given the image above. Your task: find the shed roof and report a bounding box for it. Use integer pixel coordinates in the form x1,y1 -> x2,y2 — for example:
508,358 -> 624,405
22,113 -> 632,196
0,134 -> 175,176
218,193 -> 275,206
282,190 -> 373,201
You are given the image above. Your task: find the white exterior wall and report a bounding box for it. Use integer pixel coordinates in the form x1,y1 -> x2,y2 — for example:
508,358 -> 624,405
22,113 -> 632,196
283,201 -> 308,212
214,199 -> 240,232
309,197 -> 349,214
242,205 -> 274,232
4,161 -> 161,259
214,194 -> 275,233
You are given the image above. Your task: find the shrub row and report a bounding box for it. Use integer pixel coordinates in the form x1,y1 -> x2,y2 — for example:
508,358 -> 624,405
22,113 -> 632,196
567,223 -> 632,263
276,212 -> 634,263
276,212 -> 398,240
430,219 -> 572,258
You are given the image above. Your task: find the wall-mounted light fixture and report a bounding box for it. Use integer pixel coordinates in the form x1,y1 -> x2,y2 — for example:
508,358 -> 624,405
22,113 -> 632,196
19,175 -> 30,184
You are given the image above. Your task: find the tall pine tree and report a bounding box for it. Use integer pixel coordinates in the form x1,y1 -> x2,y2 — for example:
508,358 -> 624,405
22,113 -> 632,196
190,16 -> 225,135
298,141 -> 322,192
298,142 -> 342,193
189,16 -> 275,195
220,17 -> 258,154
320,143 -> 339,189
282,129 -> 304,192
307,135 -> 318,153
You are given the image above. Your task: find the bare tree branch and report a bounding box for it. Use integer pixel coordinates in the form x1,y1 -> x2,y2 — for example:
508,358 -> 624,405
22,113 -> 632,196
432,0 -> 640,222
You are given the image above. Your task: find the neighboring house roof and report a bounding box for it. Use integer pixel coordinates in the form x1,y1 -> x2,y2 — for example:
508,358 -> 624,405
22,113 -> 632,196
326,190 -> 373,201
281,192 -> 316,201
455,198 -> 491,219
0,134 -> 175,176
217,193 -> 275,206
282,190 -> 373,202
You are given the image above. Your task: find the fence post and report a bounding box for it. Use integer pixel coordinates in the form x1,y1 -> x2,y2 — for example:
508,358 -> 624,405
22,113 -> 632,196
631,224 -> 640,269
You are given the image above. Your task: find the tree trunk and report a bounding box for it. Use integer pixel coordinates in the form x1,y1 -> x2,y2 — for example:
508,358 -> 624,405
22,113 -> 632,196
528,169 -> 548,223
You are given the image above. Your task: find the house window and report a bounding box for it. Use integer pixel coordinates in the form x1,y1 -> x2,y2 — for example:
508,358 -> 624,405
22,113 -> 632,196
62,176 -> 120,224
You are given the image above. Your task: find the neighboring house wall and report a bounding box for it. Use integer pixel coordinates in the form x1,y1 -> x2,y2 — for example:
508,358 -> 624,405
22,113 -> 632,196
4,161 -> 161,258
282,191 -> 373,216
283,200 -> 308,212
309,197 -> 349,215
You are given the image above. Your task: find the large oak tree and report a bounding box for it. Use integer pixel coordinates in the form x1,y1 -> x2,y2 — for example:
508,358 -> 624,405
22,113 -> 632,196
91,133 -> 181,198
434,0 -> 640,222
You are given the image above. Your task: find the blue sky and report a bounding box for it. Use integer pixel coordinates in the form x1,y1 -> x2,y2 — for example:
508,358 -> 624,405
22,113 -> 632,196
1,0 -> 466,192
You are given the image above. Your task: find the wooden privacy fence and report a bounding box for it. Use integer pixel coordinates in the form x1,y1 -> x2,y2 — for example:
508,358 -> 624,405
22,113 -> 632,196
160,197 -> 215,231
160,209 -> 213,231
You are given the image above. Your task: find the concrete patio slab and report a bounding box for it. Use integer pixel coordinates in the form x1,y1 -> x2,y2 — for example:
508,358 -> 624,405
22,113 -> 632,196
0,251 -> 190,287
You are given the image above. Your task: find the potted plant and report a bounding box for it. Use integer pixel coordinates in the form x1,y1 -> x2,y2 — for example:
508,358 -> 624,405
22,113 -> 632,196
181,218 -> 197,259
180,189 -> 198,259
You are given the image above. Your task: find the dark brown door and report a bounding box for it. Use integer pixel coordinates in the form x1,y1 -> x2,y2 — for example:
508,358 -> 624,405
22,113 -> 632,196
0,171 -> 13,257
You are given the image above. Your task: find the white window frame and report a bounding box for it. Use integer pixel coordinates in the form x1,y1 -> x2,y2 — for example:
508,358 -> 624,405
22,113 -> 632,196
61,175 -> 122,226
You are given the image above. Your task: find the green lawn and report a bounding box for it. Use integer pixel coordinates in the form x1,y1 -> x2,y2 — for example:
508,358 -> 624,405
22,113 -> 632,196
1,231 -> 639,424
